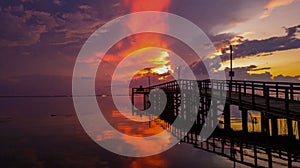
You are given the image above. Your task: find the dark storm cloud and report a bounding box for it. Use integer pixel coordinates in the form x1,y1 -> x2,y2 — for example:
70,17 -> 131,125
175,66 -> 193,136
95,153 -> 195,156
284,24 -> 300,37
209,33 -> 236,48
191,24 -> 300,82
191,59 -> 300,82
218,24 -> 300,61
0,0 -> 270,48
0,0 -> 121,47
0,12 -> 47,46
251,67 -> 271,71
225,65 -> 272,81
273,75 -> 300,82
223,65 -> 299,82
0,0 -> 122,79
0,4 -> 61,46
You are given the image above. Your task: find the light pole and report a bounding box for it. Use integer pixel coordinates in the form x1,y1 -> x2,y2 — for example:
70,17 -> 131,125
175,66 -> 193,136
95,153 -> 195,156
147,74 -> 151,127
148,75 -> 150,88
176,66 -> 181,80
229,44 -> 234,101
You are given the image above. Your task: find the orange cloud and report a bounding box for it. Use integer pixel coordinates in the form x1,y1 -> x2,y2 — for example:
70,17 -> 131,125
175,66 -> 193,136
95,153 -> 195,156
97,1 -> 174,84
121,0 -> 171,62
123,0 -> 170,12
260,0 -> 294,19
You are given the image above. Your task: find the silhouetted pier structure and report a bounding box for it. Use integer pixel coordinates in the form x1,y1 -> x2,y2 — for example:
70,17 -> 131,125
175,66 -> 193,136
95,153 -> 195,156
132,79 -> 300,168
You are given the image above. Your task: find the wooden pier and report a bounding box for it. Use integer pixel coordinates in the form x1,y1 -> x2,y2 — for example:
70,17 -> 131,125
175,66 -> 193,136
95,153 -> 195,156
132,79 -> 300,168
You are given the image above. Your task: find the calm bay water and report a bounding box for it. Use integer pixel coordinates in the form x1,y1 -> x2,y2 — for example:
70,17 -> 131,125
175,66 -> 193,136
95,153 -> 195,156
0,97 -> 244,168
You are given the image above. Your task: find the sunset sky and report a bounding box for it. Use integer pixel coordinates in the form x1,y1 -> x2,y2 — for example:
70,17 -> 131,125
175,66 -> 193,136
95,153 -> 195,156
1,0 -> 300,95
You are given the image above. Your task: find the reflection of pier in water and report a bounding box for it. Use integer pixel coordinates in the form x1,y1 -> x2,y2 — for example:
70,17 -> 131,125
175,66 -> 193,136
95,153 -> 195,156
132,79 -> 300,168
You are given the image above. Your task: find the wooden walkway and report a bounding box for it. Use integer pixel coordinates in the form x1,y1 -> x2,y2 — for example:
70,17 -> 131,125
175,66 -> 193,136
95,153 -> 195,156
132,79 -> 300,168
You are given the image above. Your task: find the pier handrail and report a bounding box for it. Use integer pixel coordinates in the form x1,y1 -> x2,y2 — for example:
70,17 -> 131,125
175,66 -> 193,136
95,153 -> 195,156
133,79 -> 300,101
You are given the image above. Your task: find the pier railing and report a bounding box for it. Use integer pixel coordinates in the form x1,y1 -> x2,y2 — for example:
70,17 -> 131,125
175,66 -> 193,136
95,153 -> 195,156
132,79 -> 300,117
133,79 -> 300,101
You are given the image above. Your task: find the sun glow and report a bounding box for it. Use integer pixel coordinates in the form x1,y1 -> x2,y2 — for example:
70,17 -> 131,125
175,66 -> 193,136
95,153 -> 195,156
151,65 -> 173,75
135,50 -> 174,80
118,0 -> 173,81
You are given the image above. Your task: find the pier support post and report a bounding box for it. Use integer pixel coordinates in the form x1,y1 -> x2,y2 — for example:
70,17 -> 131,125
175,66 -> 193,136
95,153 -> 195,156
254,145 -> 258,167
143,93 -> 147,111
241,108 -> 248,134
298,121 -> 300,140
261,112 -> 266,134
285,87 -> 293,168
224,103 -> 231,133
221,138 -> 225,155
265,115 -> 270,137
240,141 -> 244,162
267,148 -> 273,168
131,90 -> 135,115
287,118 -> 293,168
287,119 -> 293,140
271,116 -> 278,137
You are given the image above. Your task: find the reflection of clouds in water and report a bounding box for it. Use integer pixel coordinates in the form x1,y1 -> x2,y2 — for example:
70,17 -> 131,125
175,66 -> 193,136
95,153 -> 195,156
121,132 -> 172,156
111,110 -> 123,118
117,123 -> 144,136
110,110 -> 163,136
96,130 -> 116,141
129,156 -> 167,168
119,120 -> 175,156
96,108 -> 175,155
112,110 -> 153,122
